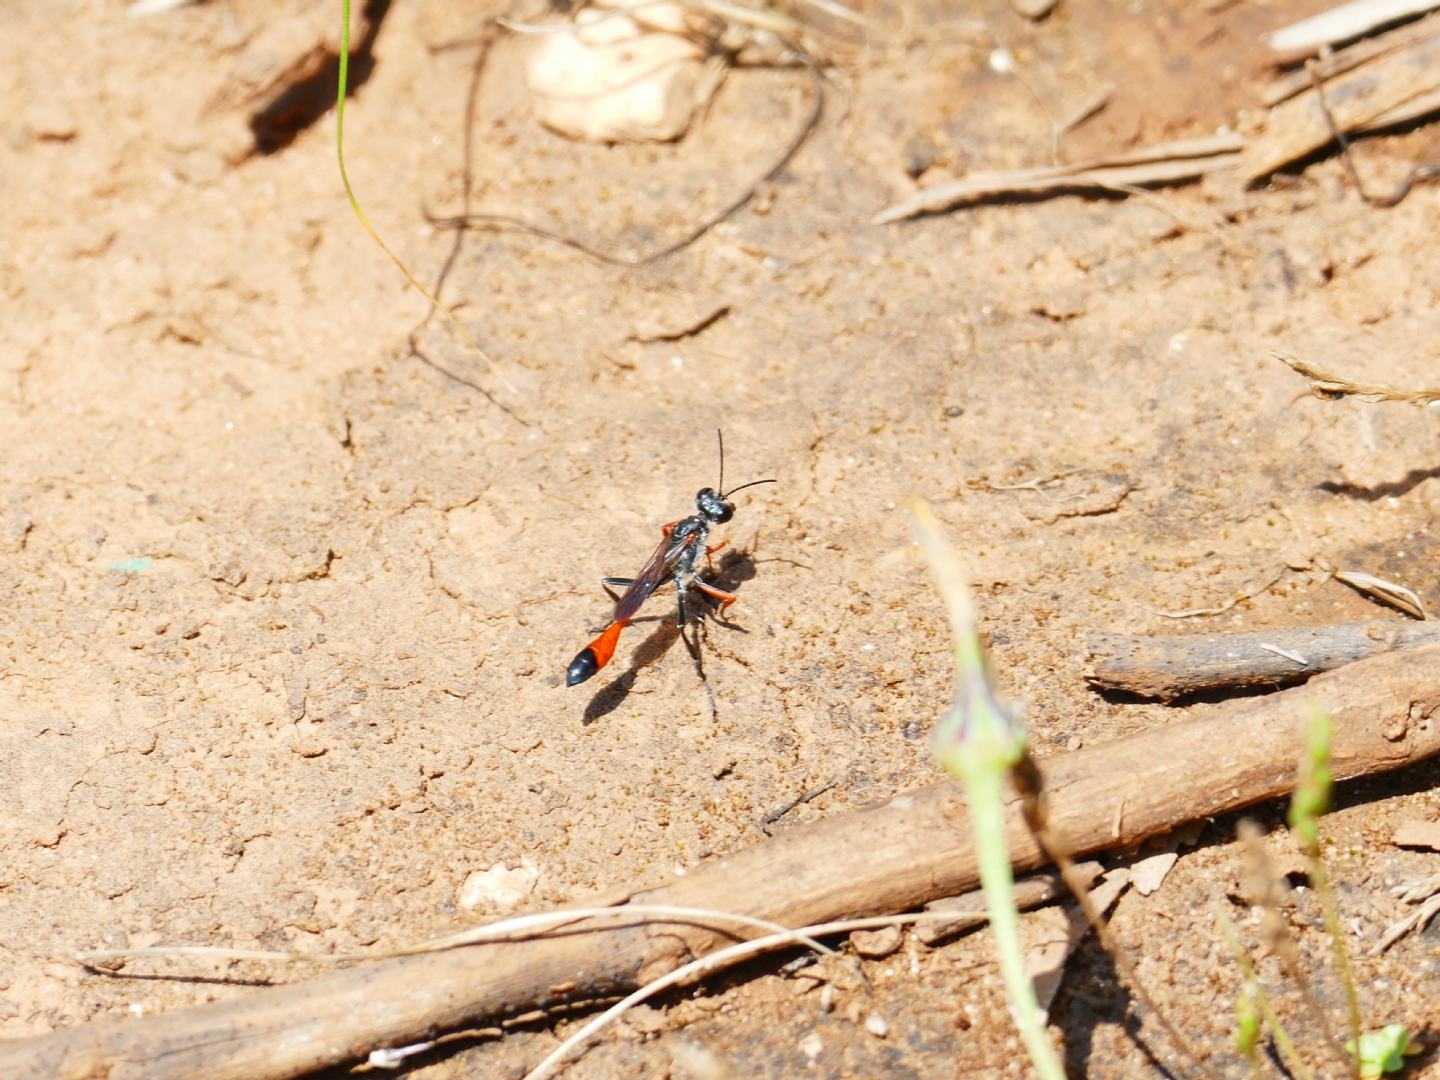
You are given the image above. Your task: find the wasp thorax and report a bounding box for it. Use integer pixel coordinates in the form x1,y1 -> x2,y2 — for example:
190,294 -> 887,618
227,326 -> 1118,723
695,488 -> 734,524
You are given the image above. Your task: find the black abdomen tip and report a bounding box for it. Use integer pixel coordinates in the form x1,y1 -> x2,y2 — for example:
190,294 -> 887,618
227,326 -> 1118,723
566,649 -> 599,686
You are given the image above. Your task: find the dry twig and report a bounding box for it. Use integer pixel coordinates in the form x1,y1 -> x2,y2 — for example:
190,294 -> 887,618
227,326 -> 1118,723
1263,13 -> 1440,104
873,133 -> 1246,223
1147,565 -> 1295,620
1087,619 -> 1440,698
1264,0 -> 1440,59
8,646 -> 1440,1078
1239,33 -> 1440,184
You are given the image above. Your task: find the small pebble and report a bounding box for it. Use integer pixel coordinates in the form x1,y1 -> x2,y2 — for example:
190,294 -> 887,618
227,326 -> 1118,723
799,1031 -> 823,1062
1011,0 -> 1057,18
850,924 -> 903,959
903,135 -> 937,179
865,1014 -> 889,1038
290,738 -> 327,758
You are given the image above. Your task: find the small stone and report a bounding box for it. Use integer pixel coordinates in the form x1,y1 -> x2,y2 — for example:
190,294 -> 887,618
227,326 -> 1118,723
458,858 -> 540,911
849,924 -> 903,959
24,101 -> 78,141
865,1014 -> 889,1038
799,1031 -> 823,1063
903,135 -> 937,179
619,1004 -> 667,1037
1011,0 -> 1057,18
290,738 -> 327,758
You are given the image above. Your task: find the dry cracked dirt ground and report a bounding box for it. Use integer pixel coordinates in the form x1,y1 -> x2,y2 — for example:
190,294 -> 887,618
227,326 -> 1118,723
3,0 -> 1440,1076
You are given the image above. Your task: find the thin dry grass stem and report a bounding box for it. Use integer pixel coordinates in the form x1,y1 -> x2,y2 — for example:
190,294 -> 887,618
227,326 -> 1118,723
972,470 -> 1082,501
1275,352 -> 1440,405
1266,0 -> 1440,56
1054,82 -> 1112,141
336,0 -> 524,409
522,911 -> 962,1080
789,0 -> 872,30
1237,820 -> 1353,1077
427,58 -> 825,267
1373,875 -> 1440,954
76,904 -> 841,971
1017,782 -> 1221,1080
1148,565 -> 1295,619
1083,177 -> 1227,231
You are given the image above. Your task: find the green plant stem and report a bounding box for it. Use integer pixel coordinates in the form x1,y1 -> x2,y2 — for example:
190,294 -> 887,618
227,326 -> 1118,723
1291,703 -> 1362,1075
961,763 -> 1066,1080
1310,852 -> 1364,1072
1216,905 -> 1314,1080
908,501 -> 1063,1080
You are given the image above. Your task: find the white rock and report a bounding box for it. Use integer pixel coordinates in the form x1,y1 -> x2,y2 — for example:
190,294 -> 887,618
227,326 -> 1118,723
526,4 -> 725,143
457,858 -> 539,911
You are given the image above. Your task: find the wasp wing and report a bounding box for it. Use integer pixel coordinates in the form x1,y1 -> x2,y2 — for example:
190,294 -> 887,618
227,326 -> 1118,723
612,532 -> 694,624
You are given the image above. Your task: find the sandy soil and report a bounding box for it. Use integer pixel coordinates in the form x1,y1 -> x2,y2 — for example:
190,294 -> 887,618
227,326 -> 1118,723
4,0 -> 1440,1076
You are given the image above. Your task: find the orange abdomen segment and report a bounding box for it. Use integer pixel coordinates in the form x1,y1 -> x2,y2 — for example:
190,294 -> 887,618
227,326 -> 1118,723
565,620 -> 628,687
588,620 -> 626,668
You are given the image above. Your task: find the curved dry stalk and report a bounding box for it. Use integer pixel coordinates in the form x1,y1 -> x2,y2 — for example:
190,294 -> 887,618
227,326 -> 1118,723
1275,352 -> 1440,405
78,903 -> 840,971
524,911 -> 947,1080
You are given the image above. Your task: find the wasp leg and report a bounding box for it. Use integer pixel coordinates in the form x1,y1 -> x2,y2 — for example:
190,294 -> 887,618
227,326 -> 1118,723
694,579 -> 737,615
703,540 -> 727,572
601,576 -> 634,602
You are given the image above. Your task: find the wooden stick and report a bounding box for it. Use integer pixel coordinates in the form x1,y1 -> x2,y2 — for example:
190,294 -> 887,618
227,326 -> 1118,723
1263,0 -> 1440,61
6,645 -> 1440,1079
1262,12 -> 1440,105
1238,33 -> 1440,184
1086,620 -> 1440,699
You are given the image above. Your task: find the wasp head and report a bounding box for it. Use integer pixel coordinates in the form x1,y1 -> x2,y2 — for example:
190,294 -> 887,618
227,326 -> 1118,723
695,487 -> 734,524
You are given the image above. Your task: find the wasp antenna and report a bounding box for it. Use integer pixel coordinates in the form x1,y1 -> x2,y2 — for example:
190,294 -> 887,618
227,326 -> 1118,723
722,478 -> 777,498
716,428 -> 726,496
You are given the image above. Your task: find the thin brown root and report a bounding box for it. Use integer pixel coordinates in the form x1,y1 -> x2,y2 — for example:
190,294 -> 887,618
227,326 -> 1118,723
426,57 -> 825,267
1305,59 -> 1440,208
1148,565 -> 1294,619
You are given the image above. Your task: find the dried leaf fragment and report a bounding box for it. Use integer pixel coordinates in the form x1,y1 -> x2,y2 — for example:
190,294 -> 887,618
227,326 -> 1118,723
1334,570 -> 1428,620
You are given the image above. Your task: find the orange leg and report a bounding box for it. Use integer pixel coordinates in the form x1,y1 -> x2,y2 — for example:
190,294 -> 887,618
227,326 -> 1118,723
695,579 -> 737,615
704,540 -> 727,572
